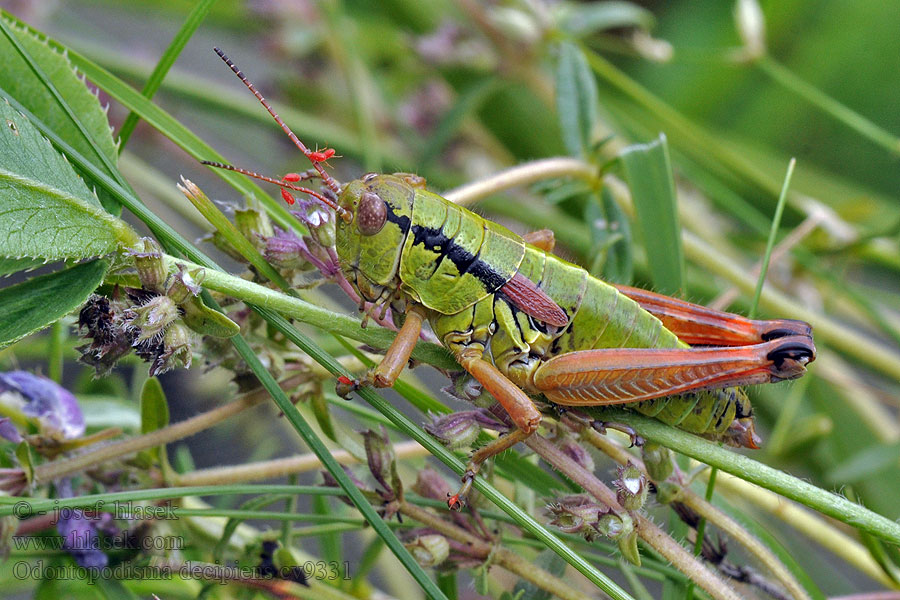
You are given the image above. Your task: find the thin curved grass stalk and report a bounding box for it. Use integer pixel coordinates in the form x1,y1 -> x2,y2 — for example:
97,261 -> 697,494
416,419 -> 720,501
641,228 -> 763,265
693,464 -> 898,590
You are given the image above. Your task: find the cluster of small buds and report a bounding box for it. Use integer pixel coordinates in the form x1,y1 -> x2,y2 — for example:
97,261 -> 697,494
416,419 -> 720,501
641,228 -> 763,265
76,238 -> 229,377
546,494 -> 629,541
423,409 -> 506,450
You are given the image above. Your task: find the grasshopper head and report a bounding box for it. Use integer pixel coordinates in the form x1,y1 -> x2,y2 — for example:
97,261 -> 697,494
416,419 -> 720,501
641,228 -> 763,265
335,173 -> 415,301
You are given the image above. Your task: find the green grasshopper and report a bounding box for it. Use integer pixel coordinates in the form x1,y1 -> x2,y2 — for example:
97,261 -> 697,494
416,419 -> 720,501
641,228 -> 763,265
204,49 -> 816,509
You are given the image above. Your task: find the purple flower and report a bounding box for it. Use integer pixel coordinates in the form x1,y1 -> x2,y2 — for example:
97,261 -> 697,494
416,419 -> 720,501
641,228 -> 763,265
0,372 -> 85,440
0,417 -> 23,443
56,508 -> 108,569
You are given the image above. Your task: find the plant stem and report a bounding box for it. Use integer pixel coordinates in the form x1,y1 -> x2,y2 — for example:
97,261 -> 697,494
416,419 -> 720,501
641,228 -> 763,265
601,410 -> 900,546
695,465 -> 897,590
400,501 -> 592,600
163,254 -> 457,372
525,434 -> 741,600
32,375 -> 305,484
175,440 -> 429,487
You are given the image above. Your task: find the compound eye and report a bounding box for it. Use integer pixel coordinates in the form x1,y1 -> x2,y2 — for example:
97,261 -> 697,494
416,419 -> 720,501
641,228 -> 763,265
357,191 -> 387,236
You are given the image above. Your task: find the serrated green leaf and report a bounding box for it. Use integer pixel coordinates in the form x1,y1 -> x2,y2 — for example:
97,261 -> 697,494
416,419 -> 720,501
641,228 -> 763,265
555,42 -> 599,158
0,99 -> 129,261
0,18 -> 120,214
618,133 -> 684,295
0,259 -> 107,349
0,255 -> 41,276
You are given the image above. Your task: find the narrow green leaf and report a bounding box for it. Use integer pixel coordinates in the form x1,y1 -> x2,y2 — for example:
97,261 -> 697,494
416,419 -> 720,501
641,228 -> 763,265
561,2 -> 656,38
555,42 -> 599,158
0,256 -> 41,276
749,158 -> 795,318
117,0 -> 216,148
0,259 -> 107,349
826,442 -> 900,485
618,133 -> 684,295
0,99 -> 132,260
140,378 -> 169,434
0,16 -> 120,214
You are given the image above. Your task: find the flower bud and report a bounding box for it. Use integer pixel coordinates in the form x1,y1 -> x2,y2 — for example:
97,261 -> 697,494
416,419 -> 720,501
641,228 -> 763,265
641,443 -> 674,482
555,434 -> 594,472
130,296 -> 178,342
412,467 -> 452,501
264,229 -> 308,269
615,462 -> 648,511
362,428 -> 399,496
596,512 -> 633,541
424,410 -> 497,450
234,206 -> 274,246
166,268 -> 203,304
144,323 -> 193,376
735,0 -> 766,59
405,534 -> 449,567
654,481 -> 682,505
546,494 -> 609,541
129,238 -> 167,293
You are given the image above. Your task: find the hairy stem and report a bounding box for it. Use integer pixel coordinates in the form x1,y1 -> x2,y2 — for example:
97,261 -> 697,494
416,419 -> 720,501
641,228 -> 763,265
577,425 -> 812,599
33,375 -> 305,484
400,501 -> 591,600
163,255 -> 457,372
525,433 -> 742,600
175,440 -> 429,487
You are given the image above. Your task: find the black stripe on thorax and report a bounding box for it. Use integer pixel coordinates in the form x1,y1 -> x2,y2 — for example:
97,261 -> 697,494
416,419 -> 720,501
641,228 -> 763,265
409,223 -> 505,291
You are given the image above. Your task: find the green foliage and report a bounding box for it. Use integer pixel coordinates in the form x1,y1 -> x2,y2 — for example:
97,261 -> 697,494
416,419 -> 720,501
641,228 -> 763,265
0,99 -> 126,260
0,18 -> 120,214
0,259 -> 107,349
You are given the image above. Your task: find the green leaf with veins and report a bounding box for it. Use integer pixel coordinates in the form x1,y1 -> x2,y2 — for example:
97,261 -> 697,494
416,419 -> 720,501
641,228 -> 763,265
0,98 -> 133,261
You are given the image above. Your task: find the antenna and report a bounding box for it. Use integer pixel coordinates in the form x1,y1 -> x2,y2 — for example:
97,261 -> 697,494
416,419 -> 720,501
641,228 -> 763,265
199,161 -> 345,215
207,48 -> 347,216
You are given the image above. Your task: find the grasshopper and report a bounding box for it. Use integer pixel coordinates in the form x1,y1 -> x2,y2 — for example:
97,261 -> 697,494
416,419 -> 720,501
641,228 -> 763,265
203,49 -> 816,509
